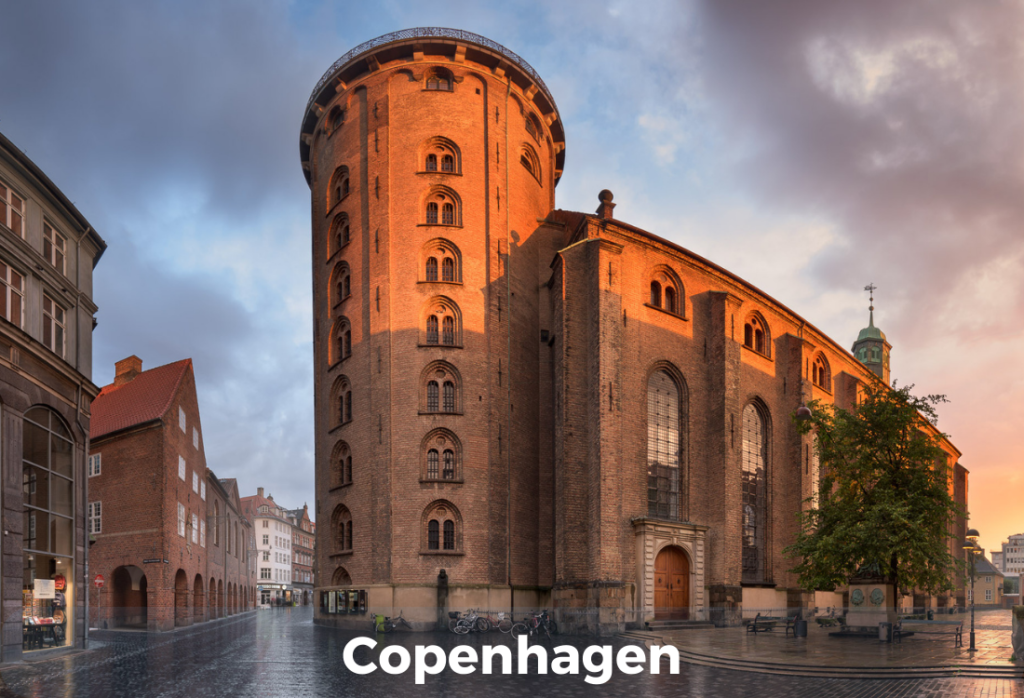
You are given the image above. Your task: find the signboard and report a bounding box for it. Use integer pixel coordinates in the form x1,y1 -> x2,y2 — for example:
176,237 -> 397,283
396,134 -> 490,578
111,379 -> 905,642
34,579 -> 55,599
94,574 -> 105,588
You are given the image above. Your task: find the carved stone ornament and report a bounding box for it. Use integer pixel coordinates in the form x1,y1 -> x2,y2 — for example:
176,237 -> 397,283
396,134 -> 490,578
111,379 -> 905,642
851,589 -> 865,606
870,588 -> 885,606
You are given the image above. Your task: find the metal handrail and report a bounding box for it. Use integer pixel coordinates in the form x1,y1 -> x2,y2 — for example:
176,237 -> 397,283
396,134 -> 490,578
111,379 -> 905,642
305,27 -> 559,118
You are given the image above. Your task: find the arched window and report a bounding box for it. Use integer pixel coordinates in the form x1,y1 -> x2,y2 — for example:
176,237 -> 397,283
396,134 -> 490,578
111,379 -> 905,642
812,354 -> 831,392
332,505 -> 352,552
333,377 -> 352,426
326,106 -> 345,134
214,501 -> 220,546
442,381 -> 455,413
427,381 -> 439,412
423,298 -> 461,347
647,370 -> 681,519
422,500 -> 460,552
650,281 -> 662,308
329,214 -> 350,257
519,144 -> 541,183
330,317 -> 351,365
330,263 -> 351,308
525,114 -> 538,139
664,287 -> 676,314
332,442 -> 351,487
421,430 -> 461,482
421,240 -> 461,283
743,312 -> 771,357
423,187 -> 461,226
648,268 -> 683,315
420,137 -> 461,175
425,68 -> 453,91
329,166 -> 350,209
741,402 -> 769,584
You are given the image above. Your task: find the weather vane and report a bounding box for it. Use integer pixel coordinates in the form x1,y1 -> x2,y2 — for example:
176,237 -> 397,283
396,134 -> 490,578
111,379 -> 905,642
864,283 -> 877,312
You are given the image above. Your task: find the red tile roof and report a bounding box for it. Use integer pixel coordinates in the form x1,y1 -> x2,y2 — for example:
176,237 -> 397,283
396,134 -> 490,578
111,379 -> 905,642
90,359 -> 192,440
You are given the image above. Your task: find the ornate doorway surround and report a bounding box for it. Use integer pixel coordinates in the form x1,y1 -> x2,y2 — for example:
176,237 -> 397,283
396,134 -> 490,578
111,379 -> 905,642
633,519 -> 708,624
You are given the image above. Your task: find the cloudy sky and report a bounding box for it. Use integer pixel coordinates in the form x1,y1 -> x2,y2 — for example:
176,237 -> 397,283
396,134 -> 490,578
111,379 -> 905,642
2,0 -> 1021,554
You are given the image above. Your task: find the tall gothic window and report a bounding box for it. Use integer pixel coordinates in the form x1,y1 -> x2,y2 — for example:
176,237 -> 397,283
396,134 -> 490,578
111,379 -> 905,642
442,381 -> 455,413
427,381 -> 439,412
427,450 -> 439,479
426,257 -> 438,281
647,370 -> 680,519
741,403 -> 769,583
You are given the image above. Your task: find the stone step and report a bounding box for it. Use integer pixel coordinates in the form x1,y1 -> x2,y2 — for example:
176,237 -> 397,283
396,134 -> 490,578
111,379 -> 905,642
646,620 -> 715,631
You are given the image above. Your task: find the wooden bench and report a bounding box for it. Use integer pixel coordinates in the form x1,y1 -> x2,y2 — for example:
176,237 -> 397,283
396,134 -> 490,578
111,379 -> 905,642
893,619 -> 963,647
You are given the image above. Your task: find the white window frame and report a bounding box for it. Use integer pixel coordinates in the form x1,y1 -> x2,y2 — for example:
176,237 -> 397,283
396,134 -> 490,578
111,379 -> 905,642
193,427 -> 199,448
985,589 -> 992,601
178,455 -> 186,481
177,502 -> 186,537
43,222 -> 67,275
179,407 -> 186,432
192,471 -> 199,493
200,520 -> 206,548
88,453 -> 101,477
1,260 -> 25,328
200,480 -> 206,501
42,294 -> 66,358
0,180 -> 25,237
191,513 -> 198,544
88,501 -> 101,534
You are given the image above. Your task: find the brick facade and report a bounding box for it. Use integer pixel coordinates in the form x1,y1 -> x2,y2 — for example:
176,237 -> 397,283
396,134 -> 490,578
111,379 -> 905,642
87,357 -> 256,631
301,30 -> 966,634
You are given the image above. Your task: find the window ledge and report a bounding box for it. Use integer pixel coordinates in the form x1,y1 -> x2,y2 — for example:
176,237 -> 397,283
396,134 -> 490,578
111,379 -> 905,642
328,483 -> 353,493
325,196 -> 352,218
332,295 -> 352,310
418,411 -> 464,416
418,343 -> 463,350
416,224 -> 463,229
417,280 -> 463,286
419,550 -> 464,556
419,478 -> 464,485
327,420 -> 352,435
740,581 -> 777,588
326,242 -> 352,265
328,357 -> 351,371
740,344 -> 773,362
811,382 -> 833,396
417,171 -> 462,177
643,303 -> 688,321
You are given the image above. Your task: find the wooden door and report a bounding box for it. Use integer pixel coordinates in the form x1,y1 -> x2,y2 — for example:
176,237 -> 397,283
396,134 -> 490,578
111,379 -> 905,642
654,546 -> 690,620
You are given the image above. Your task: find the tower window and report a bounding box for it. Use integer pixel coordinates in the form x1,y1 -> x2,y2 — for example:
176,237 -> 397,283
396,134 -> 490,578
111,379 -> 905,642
426,257 -> 438,281
427,381 -> 439,412
650,281 -> 662,308
441,155 -> 454,172
442,203 -> 454,226
425,68 -> 454,91
426,202 -> 438,225
426,154 -> 438,172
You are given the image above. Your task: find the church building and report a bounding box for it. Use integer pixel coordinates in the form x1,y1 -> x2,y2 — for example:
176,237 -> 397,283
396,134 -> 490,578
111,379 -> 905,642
300,29 -> 965,633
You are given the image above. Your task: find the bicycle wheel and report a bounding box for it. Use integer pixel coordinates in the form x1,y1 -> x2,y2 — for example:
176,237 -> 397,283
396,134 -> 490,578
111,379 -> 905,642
476,617 -> 491,633
547,619 -> 558,636
449,618 -> 460,633
497,618 -> 513,633
454,620 -> 471,635
510,622 -> 528,640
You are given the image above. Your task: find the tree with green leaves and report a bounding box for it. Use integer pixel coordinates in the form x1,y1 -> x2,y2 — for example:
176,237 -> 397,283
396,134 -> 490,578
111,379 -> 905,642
785,383 -> 964,611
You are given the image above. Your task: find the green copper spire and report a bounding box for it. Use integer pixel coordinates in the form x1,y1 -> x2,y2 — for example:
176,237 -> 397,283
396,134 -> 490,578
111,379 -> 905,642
852,283 -> 890,384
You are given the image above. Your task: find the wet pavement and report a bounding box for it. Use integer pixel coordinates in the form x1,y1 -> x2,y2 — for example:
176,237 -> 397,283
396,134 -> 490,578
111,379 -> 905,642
0,607 -> 1021,697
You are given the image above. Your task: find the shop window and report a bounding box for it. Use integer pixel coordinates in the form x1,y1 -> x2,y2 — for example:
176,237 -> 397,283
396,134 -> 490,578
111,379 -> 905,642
22,406 -> 74,652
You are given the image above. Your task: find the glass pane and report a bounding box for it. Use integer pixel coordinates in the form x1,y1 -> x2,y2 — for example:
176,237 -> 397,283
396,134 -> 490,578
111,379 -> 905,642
24,509 -> 47,552
23,465 -> 48,508
51,475 -> 73,516
50,516 -> 73,555
23,421 -> 49,467
51,435 -> 72,477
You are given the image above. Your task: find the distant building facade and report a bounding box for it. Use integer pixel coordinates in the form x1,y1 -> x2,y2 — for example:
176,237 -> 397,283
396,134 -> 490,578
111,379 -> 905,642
241,489 -> 294,605
970,554 -> 1004,609
285,505 -> 315,605
992,551 -> 1003,573
1,131 -> 106,660
1001,534 -> 1024,578
87,356 -> 256,631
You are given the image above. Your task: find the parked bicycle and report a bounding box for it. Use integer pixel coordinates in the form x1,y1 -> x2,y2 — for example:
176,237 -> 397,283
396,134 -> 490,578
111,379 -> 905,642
453,609 -> 490,634
511,610 -> 557,640
375,610 -> 412,633
479,610 -> 514,633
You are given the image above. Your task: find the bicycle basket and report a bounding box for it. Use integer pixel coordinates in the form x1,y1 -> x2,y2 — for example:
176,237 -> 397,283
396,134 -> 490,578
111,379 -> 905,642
448,611 -> 460,619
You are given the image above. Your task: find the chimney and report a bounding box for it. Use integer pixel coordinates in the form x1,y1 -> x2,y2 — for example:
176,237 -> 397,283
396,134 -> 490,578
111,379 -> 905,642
257,487 -> 264,498
596,189 -> 616,220
114,356 -> 143,387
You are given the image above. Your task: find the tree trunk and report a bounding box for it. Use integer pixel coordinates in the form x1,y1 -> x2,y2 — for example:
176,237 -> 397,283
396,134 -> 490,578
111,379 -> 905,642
890,552 -> 899,615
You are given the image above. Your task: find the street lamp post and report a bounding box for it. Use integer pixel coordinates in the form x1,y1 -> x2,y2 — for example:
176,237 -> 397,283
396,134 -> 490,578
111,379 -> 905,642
963,527 -> 980,652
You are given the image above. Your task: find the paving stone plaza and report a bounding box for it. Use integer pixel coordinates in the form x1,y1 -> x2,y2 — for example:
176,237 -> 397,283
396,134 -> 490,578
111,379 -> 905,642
0,608 -> 1021,697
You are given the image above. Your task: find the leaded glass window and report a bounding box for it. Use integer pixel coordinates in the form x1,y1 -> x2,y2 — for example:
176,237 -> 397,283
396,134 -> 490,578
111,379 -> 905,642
647,370 -> 680,519
741,403 -> 768,583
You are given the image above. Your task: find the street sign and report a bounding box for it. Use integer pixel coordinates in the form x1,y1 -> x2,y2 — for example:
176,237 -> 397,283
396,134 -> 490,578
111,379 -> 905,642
94,574 -> 105,588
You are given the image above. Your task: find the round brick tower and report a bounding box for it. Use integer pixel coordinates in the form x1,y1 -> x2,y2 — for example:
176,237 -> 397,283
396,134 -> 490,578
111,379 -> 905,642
300,28 -> 566,627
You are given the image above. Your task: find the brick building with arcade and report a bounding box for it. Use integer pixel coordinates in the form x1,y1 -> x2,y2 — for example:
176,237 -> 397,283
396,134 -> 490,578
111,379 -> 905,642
87,356 -> 256,631
300,29 -> 967,633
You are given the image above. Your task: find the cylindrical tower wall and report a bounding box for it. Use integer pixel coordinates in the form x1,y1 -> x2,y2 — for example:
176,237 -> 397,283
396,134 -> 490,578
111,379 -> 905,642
303,30 -> 566,625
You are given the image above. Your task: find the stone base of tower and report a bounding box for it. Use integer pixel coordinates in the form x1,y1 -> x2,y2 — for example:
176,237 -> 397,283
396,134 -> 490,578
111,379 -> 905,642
551,583 -> 633,636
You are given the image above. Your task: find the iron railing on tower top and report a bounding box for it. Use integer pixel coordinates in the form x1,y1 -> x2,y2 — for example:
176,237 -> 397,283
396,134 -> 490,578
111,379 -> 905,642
305,27 -> 558,118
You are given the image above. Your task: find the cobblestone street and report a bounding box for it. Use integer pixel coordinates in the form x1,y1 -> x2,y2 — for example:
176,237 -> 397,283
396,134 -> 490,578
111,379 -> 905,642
0,608 -> 1021,697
